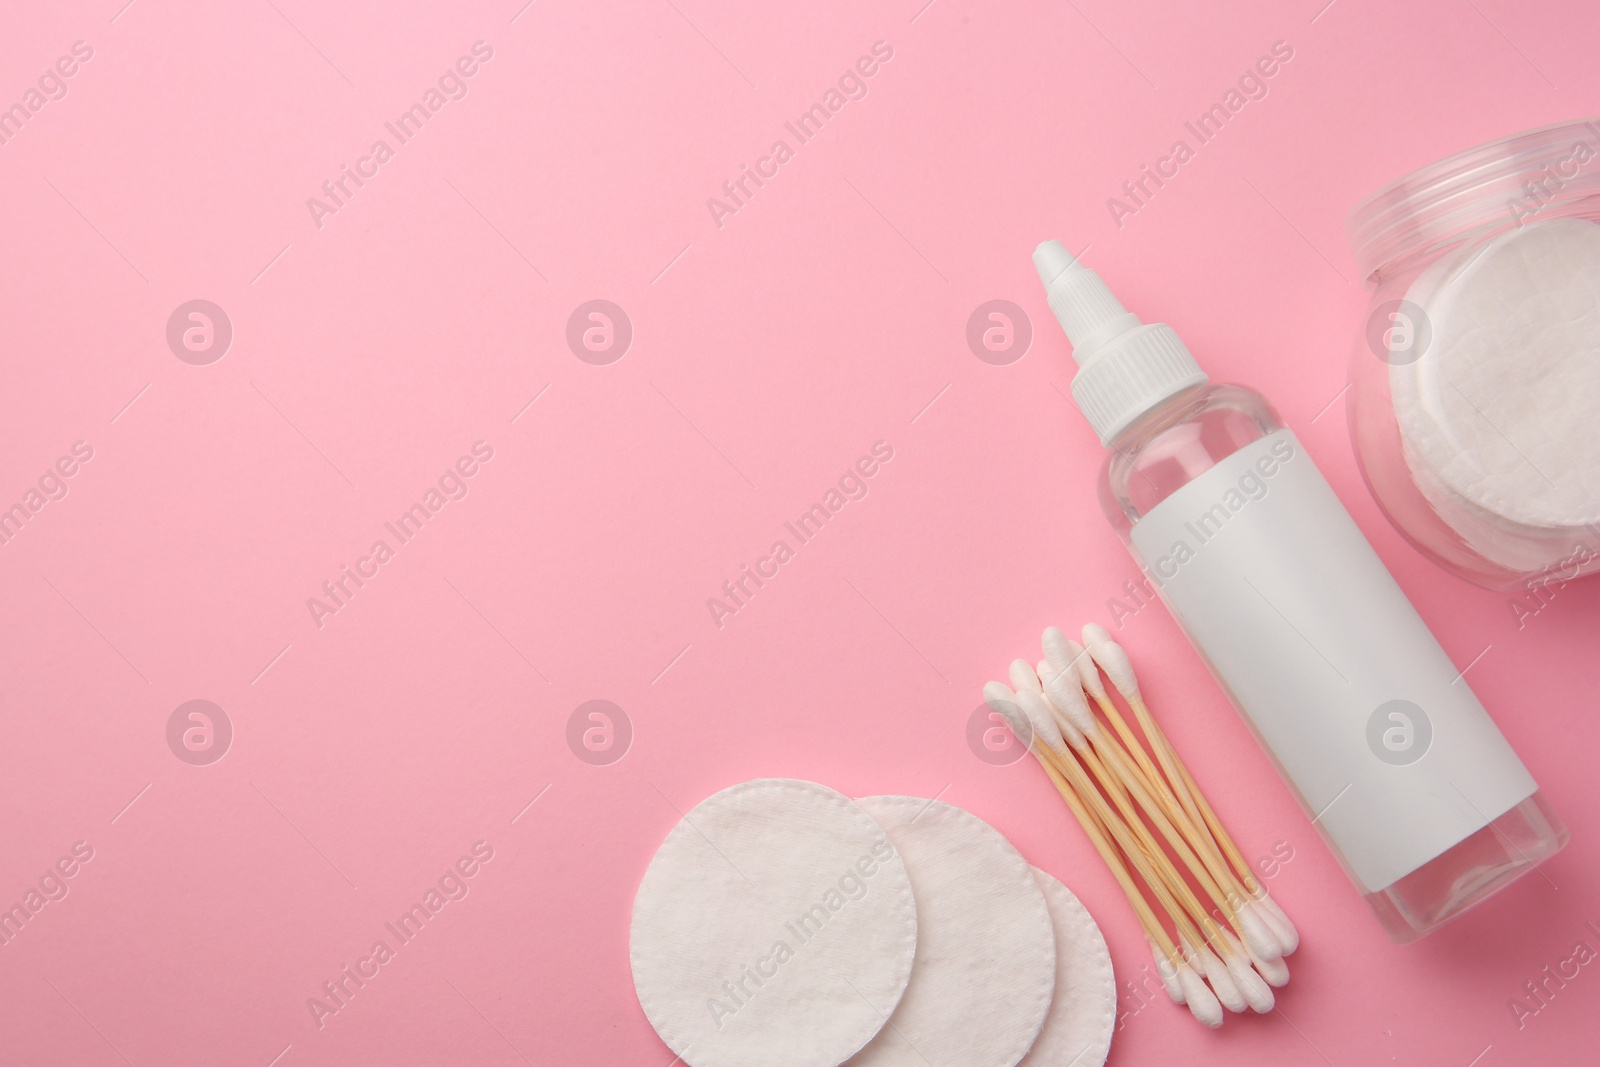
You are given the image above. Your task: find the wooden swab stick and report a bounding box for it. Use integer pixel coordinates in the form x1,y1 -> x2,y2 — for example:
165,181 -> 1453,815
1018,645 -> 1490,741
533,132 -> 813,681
1039,749 -> 1170,950
984,686 -> 1176,958
1028,698 -> 1215,934
1081,625 -> 1299,955
1049,637 -> 1240,893
1081,626 -> 1220,862
988,683 -> 1224,1026
1035,660 -> 1271,957
1017,693 -> 1231,972
1043,747 -> 1236,1021
1083,686 -> 1262,930
1037,754 -> 1223,1022
990,620 -> 1300,1023
1044,630 -> 1164,790
1172,754 -> 1260,892
1071,726 -> 1242,939
1063,629 -> 1286,960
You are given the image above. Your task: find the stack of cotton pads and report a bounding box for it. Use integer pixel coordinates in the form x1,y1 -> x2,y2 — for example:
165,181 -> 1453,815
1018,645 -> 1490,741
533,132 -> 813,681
630,779 -> 1115,1067
1390,216 -> 1600,575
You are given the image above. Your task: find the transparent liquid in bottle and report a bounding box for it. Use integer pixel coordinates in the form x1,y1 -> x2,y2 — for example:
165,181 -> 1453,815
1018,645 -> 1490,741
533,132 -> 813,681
1099,383 -> 1567,942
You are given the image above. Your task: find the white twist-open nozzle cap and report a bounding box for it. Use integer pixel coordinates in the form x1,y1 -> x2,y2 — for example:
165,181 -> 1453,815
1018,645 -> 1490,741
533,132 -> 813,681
1033,240 -> 1208,445
1032,241 -> 1140,354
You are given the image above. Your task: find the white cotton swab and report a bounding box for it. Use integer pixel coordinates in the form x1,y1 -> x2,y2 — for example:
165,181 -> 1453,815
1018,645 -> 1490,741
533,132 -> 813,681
999,683 -> 1235,1030
1047,630 -> 1171,807
1013,686 -> 1070,759
1080,624 -> 1141,700
1012,691 -> 1237,1030
992,689 -> 1232,1028
1182,934 -> 1244,1014
1176,964 -> 1223,1029
1040,658 -> 1098,739
1080,624 -> 1290,964
1040,649 -> 1276,973
1254,893 -> 1301,956
1079,624 -> 1218,844
998,625 -> 1306,1025
1231,899 -> 1283,965
1011,658 -> 1044,696
1079,624 -> 1211,835
1034,662 -> 1092,745
1247,940 -> 1291,988
984,681 -> 1035,757
984,681 -> 1174,958
1149,939 -> 1186,1004
1214,929 -> 1275,1013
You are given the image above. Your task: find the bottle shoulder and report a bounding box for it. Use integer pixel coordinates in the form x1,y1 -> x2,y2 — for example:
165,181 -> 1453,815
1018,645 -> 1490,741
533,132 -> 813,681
1100,383 -> 1284,531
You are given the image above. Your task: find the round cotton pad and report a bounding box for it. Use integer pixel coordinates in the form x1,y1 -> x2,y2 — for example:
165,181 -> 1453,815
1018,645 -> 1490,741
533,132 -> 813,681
847,796 -> 1056,1067
630,779 -> 918,1067
1018,867 -> 1116,1067
1391,216 -> 1600,569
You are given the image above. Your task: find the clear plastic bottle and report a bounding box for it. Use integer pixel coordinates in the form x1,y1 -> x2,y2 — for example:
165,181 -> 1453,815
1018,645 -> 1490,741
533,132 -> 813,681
1035,242 -> 1566,941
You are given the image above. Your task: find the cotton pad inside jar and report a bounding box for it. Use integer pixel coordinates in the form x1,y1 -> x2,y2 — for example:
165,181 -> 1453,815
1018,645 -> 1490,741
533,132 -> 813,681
1390,217 -> 1600,573
1347,118 -> 1600,589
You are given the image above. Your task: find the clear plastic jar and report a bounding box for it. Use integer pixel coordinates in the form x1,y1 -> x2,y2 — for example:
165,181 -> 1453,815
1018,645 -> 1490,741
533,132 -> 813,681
1346,119 -> 1600,591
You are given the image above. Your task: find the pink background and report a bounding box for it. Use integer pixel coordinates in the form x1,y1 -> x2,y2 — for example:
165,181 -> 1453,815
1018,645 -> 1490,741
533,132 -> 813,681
2,1 -> 1597,1064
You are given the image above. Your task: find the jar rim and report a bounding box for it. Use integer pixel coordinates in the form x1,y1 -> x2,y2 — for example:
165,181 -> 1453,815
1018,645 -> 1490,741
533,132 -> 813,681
1346,117 -> 1600,283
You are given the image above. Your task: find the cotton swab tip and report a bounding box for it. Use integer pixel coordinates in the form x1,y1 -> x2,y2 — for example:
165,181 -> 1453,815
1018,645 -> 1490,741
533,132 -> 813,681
1223,948 -> 1276,1013
1177,963 -> 1223,1028
1009,658 -> 1043,695
1041,626 -> 1073,669
1150,940 -> 1184,1004
1254,894 -> 1300,955
1063,636 -> 1108,701
1035,665 -> 1089,750
1082,623 -> 1142,701
982,680 -> 1014,707
1016,688 -> 1069,756
1236,902 -> 1283,963
1215,929 -> 1277,1009
1248,945 -> 1291,988
1042,663 -> 1096,737
1191,940 -> 1245,1013
982,682 -> 1034,752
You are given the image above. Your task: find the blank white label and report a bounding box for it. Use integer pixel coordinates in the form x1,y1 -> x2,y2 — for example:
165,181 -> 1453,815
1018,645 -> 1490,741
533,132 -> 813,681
1129,429 -> 1536,891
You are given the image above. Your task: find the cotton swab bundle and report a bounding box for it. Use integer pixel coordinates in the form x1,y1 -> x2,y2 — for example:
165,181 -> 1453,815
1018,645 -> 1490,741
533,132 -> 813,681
1079,624 -> 1300,959
1048,627 -> 1289,966
1033,652 -> 1280,973
1061,630 -> 1295,977
984,625 -> 1301,1028
984,682 -> 1224,1029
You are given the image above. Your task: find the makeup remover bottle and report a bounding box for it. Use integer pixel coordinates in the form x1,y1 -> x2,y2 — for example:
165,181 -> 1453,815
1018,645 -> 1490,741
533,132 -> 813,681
1033,241 -> 1566,941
